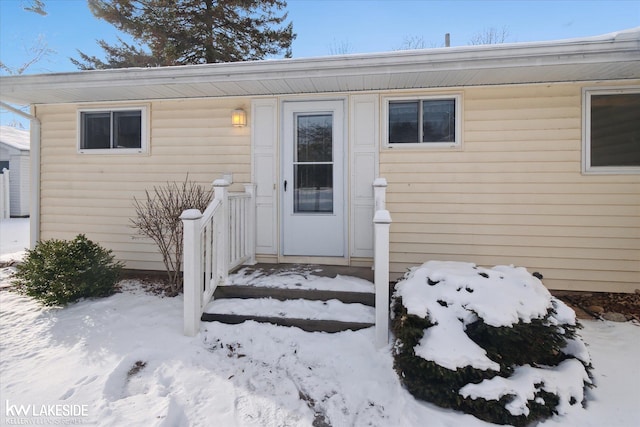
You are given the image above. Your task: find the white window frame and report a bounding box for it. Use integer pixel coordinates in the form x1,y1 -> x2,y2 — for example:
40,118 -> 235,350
384,94 -> 462,149
77,105 -> 149,154
582,86 -> 640,174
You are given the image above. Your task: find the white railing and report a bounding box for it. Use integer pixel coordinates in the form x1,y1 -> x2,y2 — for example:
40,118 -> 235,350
181,179 -> 256,336
373,178 -> 391,348
229,184 -> 256,270
0,168 -> 10,219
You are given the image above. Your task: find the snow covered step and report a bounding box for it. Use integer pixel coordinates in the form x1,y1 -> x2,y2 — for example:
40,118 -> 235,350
214,285 -> 375,306
202,312 -> 374,333
205,297 -> 375,322
229,268 -> 375,293
207,269 -> 377,332
202,297 -> 375,333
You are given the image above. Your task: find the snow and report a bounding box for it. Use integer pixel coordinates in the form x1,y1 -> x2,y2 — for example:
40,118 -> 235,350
229,266 -> 375,292
460,360 -> 592,417
414,302 -> 501,371
396,261 -> 559,372
539,321 -> 640,427
1,219 -> 639,426
0,126 -> 30,151
204,298 -> 374,323
562,337 -> 591,364
0,217 -> 29,268
396,261 -> 552,327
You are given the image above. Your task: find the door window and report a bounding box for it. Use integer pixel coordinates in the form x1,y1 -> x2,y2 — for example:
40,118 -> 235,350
294,114 -> 334,213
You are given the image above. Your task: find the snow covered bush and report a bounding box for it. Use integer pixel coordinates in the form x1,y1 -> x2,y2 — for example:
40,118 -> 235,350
13,234 -> 123,306
392,261 -> 593,426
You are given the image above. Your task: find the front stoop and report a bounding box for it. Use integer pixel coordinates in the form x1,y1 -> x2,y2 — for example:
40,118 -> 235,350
202,285 -> 375,333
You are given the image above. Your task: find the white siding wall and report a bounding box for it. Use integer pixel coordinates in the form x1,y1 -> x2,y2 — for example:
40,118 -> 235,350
37,98 -> 251,271
381,82 -> 640,292
0,144 -> 30,217
12,153 -> 30,216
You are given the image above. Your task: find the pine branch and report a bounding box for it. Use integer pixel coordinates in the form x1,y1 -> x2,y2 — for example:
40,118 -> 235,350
77,0 -> 296,69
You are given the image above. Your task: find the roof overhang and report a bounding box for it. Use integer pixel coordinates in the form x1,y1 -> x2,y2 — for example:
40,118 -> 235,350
1,28 -> 639,105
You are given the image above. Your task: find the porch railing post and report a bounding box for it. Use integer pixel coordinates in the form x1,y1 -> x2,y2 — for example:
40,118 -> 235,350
1,168 -> 10,219
213,179 -> 230,283
373,177 -> 388,266
374,209 -> 392,348
181,208 -> 203,336
373,177 -> 387,211
243,183 -> 257,265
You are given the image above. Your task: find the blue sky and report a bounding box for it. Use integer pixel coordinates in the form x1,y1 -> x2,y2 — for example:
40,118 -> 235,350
0,0 -> 638,75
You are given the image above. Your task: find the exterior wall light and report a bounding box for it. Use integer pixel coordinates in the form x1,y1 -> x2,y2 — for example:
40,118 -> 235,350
231,108 -> 247,127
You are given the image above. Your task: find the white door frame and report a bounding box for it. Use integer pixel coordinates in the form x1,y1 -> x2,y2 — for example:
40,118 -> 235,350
280,99 -> 348,261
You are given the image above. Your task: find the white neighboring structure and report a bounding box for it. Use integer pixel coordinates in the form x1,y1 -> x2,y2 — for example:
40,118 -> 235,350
0,126 -> 30,217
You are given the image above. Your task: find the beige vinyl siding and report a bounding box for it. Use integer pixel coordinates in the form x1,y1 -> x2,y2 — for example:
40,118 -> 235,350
37,98 -> 251,271
381,82 -> 640,292
35,81 -> 640,292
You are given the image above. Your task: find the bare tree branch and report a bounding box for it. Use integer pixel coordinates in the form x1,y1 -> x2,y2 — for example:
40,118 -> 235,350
397,35 -> 429,50
469,26 -> 511,45
328,39 -> 354,55
131,176 -> 212,295
22,0 -> 47,16
12,34 -> 55,74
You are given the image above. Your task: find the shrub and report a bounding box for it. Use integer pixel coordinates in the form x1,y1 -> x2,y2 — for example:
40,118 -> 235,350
392,261 -> 593,426
132,176 -> 212,295
13,234 -> 123,306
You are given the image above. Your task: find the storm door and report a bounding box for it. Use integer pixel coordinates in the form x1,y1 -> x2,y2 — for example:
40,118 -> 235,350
282,100 -> 346,256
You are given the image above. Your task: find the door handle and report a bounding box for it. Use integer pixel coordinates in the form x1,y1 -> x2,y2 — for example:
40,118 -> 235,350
284,180 -> 287,192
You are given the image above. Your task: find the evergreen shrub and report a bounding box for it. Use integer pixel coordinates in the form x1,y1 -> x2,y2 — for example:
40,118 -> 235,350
13,234 -> 123,306
392,262 -> 593,426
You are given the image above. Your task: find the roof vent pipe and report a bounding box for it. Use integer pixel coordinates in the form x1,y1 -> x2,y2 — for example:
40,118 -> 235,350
445,33 -> 451,47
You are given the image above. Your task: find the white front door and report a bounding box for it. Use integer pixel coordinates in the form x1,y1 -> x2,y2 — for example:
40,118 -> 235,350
282,100 -> 346,257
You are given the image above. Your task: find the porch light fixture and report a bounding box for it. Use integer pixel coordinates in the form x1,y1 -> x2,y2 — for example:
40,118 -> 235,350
231,108 -> 247,127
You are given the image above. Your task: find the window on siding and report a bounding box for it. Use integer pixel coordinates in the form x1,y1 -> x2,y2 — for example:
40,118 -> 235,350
387,95 -> 460,147
584,88 -> 640,173
79,107 -> 147,153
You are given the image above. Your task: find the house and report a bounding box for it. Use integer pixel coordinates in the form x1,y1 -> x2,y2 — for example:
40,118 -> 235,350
0,126 -> 30,217
0,29 -> 638,294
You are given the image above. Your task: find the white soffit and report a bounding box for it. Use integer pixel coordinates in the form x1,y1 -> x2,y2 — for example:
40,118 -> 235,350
1,28 -> 639,105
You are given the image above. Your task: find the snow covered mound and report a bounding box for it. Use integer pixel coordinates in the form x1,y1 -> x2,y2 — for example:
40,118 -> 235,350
392,261 -> 593,427
398,261 -> 553,327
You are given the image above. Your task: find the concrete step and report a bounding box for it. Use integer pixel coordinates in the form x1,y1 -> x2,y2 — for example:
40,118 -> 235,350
201,313 -> 373,333
202,287 -> 375,333
213,285 -> 375,306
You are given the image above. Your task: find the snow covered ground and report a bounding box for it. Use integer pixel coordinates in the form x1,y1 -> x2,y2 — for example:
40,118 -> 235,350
1,218 -> 639,426
0,217 -> 29,265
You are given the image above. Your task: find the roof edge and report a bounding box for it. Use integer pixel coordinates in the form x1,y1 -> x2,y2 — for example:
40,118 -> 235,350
3,27 -> 638,81
1,28 -> 638,105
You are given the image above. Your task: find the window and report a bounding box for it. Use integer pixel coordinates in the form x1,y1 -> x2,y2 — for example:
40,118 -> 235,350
583,88 -> 640,174
294,113 -> 334,214
78,107 -> 147,153
386,95 -> 461,147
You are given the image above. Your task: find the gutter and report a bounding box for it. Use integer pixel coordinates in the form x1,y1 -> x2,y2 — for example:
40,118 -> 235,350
0,101 -> 40,249
1,28 -> 639,105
